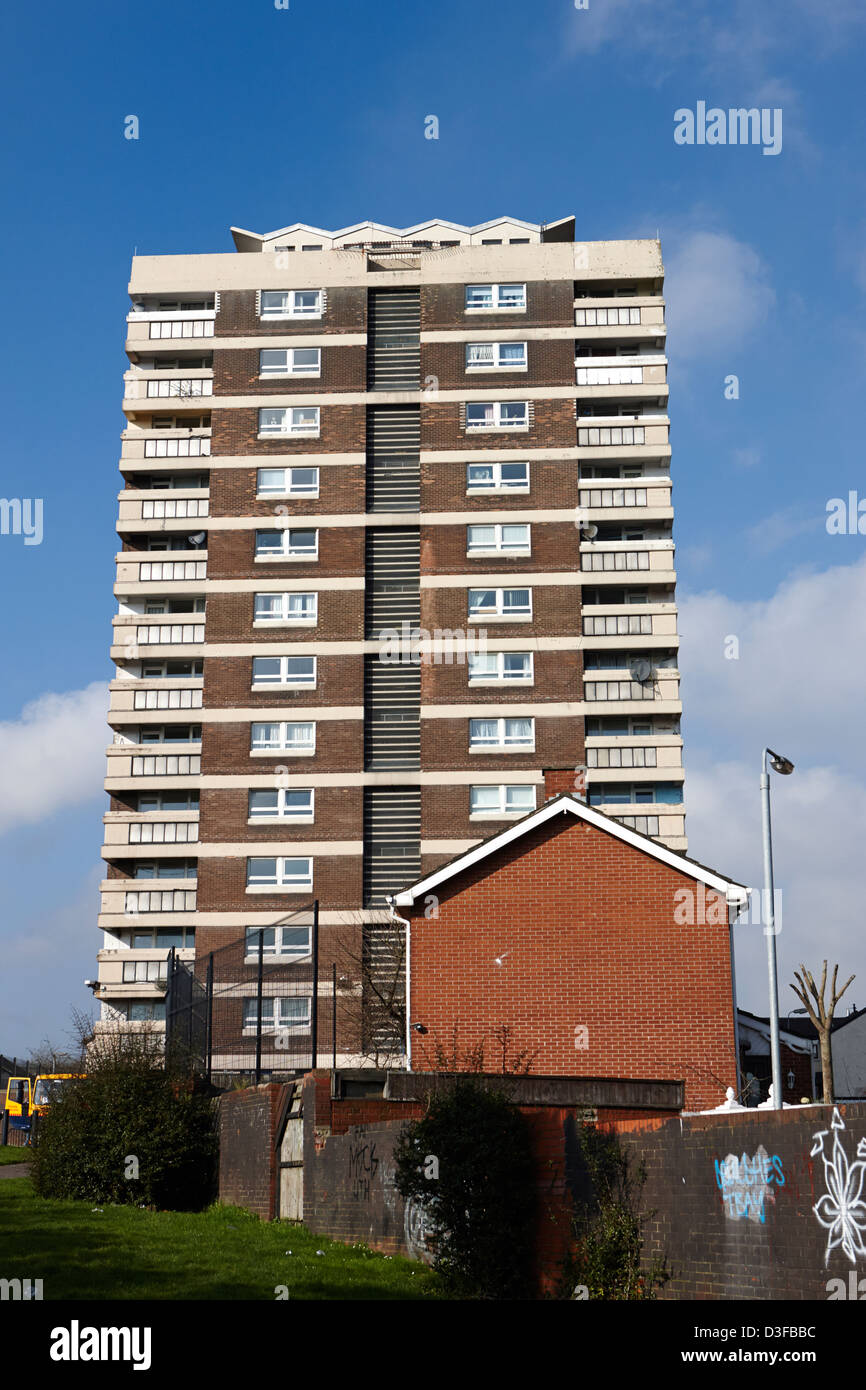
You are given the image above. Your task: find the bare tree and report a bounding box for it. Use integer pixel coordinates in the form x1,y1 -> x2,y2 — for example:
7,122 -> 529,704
790,961 -> 855,1104
328,913 -> 407,1068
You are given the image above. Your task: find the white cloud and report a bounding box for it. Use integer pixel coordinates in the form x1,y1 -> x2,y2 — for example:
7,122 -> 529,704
744,507 -> 821,554
679,557 -> 866,1012
0,683 -> 108,835
679,555 -> 866,754
663,229 -> 775,360
686,759 -> 866,1016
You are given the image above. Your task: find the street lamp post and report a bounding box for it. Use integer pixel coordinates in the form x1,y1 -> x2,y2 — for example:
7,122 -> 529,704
761,747 -> 794,1110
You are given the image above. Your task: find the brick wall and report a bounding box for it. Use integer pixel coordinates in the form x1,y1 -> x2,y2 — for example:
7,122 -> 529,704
218,1082 -> 284,1219
405,811 -> 736,1112
609,1102 -> 866,1300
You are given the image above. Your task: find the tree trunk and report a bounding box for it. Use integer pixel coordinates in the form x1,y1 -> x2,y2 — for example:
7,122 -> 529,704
820,1032 -> 834,1104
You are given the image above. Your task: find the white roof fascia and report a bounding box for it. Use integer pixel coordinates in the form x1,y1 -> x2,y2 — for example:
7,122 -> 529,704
393,794 -> 749,907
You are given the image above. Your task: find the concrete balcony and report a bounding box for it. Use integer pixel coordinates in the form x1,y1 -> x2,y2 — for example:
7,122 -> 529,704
120,429 -> 211,461
102,813 -> 200,848
108,682 -> 204,715
115,552 -> 208,589
117,492 -> 209,525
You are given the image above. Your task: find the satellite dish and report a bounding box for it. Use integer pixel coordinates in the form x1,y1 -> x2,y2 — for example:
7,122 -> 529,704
629,659 -> 652,683
188,532 -> 206,547
580,522 -> 598,539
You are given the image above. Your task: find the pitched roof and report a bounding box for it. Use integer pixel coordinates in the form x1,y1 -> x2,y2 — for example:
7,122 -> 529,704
393,792 -> 750,908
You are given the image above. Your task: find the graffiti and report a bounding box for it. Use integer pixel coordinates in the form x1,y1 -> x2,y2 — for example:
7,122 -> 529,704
348,1138 -> 379,1202
403,1196 -> 435,1265
812,1107 -> 866,1266
714,1146 -> 785,1223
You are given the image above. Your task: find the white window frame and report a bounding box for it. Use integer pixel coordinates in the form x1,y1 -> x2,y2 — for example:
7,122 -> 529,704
465,401 -> 529,431
255,529 -> 319,561
468,587 -> 532,620
247,788 -> 315,822
466,523 -> 531,556
465,283 -> 526,312
256,467 -> 320,498
259,347 -> 321,378
469,784 -> 537,818
465,341 -> 527,371
244,925 -> 313,964
250,722 -> 316,755
466,461 -> 529,494
467,651 -> 534,684
253,591 -> 318,624
242,995 -> 312,1032
259,289 -> 323,319
468,717 -> 535,751
251,655 -> 317,689
258,407 -> 320,438
245,857 -> 314,892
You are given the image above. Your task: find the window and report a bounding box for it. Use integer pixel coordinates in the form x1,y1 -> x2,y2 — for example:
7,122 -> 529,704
467,651 -> 533,683
260,289 -> 322,318
259,348 -> 321,377
466,461 -> 529,492
576,366 -> 643,386
581,551 -> 649,571
468,587 -> 531,619
585,681 -> 654,702
244,925 -> 312,960
467,523 -> 530,555
588,783 -> 681,807
136,791 -> 199,812
138,724 -> 201,744
254,592 -> 317,623
466,401 -> 528,430
251,655 -> 316,688
246,857 -> 313,891
465,342 -> 527,370
242,996 -> 311,1032
578,426 -> 645,447
122,960 -> 165,982
575,306 -> 641,326
128,928 -> 194,948
469,717 -> 534,750
133,859 -> 197,880
250,722 -> 315,753
587,747 -> 657,768
617,815 -> 659,836
122,1001 -> 167,1021
256,467 -> 319,497
248,788 -> 314,821
583,614 -> 652,636
258,407 -> 320,437
255,530 -> 318,560
470,785 -> 536,816
578,488 -> 647,508
465,283 -> 526,311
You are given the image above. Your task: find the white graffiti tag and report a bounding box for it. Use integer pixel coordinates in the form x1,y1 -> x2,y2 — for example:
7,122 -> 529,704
812,1107 -> 866,1266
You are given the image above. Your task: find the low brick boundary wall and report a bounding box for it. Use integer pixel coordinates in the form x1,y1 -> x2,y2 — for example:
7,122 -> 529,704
609,1102 -> 866,1300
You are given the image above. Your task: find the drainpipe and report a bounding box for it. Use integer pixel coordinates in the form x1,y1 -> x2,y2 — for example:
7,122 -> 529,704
727,894 -> 745,1096
386,895 -> 412,1071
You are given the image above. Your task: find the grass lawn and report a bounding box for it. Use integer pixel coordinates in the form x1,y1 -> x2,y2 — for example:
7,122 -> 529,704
0,1176 -> 441,1300
0,1145 -> 30,1165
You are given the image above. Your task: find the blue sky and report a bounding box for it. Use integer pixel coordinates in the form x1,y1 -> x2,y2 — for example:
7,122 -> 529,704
1,0 -> 865,1053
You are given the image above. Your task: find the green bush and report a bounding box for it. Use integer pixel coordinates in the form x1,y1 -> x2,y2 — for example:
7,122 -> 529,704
561,1123 -> 669,1300
393,1077 -> 536,1299
30,1039 -> 217,1210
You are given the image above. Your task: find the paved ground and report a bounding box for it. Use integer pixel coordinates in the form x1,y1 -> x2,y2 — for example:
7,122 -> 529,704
0,1163 -> 29,1179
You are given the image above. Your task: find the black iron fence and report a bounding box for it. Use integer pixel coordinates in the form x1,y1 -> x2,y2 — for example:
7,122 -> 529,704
165,902 -> 319,1087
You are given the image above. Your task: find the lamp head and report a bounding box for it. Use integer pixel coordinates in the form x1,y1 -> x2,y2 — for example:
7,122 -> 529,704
767,749 -> 794,775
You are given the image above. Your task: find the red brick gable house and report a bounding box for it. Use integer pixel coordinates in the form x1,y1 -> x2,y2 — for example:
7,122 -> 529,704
393,792 -> 749,1112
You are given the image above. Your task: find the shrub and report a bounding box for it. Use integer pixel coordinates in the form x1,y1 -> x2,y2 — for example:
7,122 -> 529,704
30,1036 -> 217,1210
393,1077 -> 536,1299
561,1123 -> 669,1300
